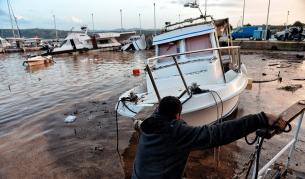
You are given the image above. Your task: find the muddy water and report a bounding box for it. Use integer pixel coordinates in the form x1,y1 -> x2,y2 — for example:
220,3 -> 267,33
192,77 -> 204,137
0,50 -> 305,178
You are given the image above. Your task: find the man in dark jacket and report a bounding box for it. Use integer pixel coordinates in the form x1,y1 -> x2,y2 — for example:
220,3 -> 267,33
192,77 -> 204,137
132,96 -> 282,179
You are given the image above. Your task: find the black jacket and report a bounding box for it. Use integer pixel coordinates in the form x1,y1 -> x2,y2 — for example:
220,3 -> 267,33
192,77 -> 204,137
132,112 -> 269,179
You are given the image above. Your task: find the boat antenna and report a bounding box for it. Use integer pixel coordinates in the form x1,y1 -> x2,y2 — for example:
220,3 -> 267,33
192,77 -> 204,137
184,1 -> 205,21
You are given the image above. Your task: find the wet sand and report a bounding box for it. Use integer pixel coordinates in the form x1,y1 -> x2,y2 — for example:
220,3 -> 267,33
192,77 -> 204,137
0,50 -> 305,178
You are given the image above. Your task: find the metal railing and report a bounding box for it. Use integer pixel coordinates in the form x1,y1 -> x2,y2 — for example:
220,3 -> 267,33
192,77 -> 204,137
145,46 -> 241,102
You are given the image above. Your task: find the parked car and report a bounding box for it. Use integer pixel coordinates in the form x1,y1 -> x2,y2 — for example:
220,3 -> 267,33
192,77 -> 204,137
231,26 -> 258,40
274,27 -> 305,41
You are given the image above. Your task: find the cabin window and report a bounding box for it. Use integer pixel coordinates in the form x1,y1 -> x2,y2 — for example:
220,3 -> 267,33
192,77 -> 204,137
158,41 -> 180,62
185,34 -> 213,58
159,41 -> 180,55
98,40 -> 109,44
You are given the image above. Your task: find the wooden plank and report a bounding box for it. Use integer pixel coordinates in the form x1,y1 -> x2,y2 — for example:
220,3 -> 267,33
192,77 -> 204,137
280,100 -> 305,123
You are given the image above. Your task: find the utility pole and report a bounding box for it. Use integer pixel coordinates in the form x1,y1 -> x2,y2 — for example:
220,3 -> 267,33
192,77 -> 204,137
139,13 -> 142,35
120,9 -> 123,32
285,10 -> 289,31
264,0 -> 271,40
204,0 -> 207,17
91,13 -> 95,33
242,0 -> 246,26
53,14 -> 58,39
153,3 -> 156,35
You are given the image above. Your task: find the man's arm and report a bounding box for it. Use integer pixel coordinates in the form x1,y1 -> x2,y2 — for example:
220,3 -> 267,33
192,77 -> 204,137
171,113 -> 269,150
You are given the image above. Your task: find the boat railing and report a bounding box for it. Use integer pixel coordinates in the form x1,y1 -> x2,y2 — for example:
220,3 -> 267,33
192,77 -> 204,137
145,46 -> 241,102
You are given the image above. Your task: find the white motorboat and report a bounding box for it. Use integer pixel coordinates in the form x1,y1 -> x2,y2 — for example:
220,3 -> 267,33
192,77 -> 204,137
0,37 -> 11,53
94,33 -> 122,50
115,13 -> 248,126
47,26 -> 93,55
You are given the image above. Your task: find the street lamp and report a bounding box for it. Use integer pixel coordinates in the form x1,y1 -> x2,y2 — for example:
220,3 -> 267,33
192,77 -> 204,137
91,13 -> 95,33
242,0 -> 246,26
120,9 -> 123,32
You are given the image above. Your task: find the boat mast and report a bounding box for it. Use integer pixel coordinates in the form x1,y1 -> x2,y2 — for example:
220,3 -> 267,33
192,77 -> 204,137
8,0 -> 21,38
7,0 -> 15,38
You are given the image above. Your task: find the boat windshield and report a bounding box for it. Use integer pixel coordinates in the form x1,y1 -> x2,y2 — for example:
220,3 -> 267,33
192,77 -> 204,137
59,40 -> 67,47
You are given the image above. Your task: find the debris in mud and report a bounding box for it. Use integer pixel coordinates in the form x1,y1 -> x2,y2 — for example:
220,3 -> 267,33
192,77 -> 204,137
262,73 -> 267,76
64,115 -> 77,123
102,101 -> 107,105
276,64 -> 292,68
8,84 -> 11,92
277,84 -> 303,92
292,78 -> 305,81
296,54 -> 304,59
261,58 -> 266,61
268,63 -> 279,66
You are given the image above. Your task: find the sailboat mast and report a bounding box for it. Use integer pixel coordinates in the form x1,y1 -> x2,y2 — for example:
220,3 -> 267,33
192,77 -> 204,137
7,0 -> 15,38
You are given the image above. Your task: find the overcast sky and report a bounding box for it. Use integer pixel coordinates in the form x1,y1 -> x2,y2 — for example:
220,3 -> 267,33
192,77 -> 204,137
0,0 -> 304,30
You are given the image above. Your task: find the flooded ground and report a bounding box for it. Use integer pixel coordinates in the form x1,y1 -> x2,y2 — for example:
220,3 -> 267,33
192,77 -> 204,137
0,50 -> 304,178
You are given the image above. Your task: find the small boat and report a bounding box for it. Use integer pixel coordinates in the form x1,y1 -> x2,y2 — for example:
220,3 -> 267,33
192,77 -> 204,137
115,9 -> 248,126
23,55 -> 54,67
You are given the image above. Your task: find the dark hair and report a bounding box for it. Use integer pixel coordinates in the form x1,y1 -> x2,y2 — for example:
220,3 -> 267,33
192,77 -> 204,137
158,96 -> 182,118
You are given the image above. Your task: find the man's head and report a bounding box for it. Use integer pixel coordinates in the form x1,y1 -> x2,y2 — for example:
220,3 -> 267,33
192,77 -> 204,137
158,96 -> 182,119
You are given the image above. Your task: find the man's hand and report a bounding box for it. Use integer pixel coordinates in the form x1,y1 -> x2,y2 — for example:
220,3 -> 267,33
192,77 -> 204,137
265,113 -> 286,131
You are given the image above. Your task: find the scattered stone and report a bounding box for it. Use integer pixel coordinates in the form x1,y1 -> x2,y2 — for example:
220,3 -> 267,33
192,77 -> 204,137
278,84 -> 303,92
261,58 -> 266,61
38,78 -> 42,81
102,101 -> 107,105
262,73 -> 267,76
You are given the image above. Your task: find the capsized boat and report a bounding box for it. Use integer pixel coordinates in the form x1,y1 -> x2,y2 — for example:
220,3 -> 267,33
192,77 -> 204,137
23,55 -> 54,67
115,15 -> 248,126
121,35 -> 147,51
43,26 -> 93,55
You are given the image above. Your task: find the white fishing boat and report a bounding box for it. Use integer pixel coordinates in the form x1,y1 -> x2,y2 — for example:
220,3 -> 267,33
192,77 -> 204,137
46,26 -> 93,55
115,7 -> 248,126
23,55 -> 54,67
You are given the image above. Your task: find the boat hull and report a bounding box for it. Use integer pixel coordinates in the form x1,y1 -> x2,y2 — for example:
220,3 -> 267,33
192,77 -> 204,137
182,95 -> 239,126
